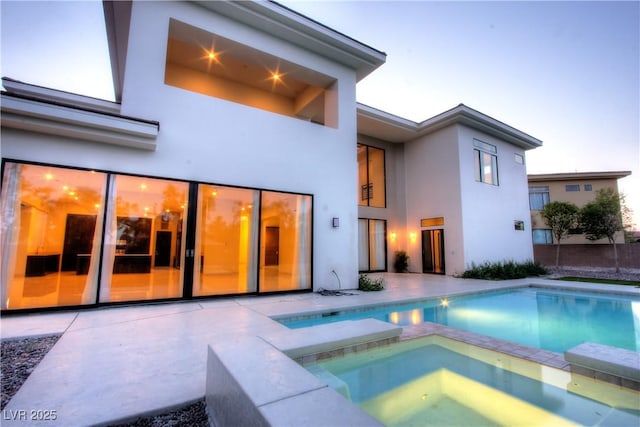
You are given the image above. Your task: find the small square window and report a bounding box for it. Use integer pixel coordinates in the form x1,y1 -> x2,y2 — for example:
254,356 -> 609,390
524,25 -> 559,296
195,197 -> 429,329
565,184 -> 580,192
584,184 -> 592,191
514,220 -> 525,231
514,153 -> 524,164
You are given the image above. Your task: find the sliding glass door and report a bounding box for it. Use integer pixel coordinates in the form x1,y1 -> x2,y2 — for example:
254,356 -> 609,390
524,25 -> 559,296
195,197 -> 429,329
358,218 -> 386,272
1,163 -> 107,309
1,161 -> 314,310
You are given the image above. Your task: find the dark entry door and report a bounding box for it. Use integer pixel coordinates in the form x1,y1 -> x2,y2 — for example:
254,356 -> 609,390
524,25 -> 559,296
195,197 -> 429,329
422,229 -> 445,274
155,231 -> 172,267
265,226 -> 280,266
61,214 -> 97,271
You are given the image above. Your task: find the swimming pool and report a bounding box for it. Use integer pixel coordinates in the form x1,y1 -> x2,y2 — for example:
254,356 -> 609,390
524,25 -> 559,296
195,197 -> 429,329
281,287 -> 640,353
306,335 -> 640,426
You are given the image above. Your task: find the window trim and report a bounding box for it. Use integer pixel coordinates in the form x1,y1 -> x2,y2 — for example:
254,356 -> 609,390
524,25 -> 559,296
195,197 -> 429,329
357,143 -> 387,208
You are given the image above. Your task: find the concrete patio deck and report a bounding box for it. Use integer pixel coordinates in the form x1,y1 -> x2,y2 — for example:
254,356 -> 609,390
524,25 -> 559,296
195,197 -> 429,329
1,273 -> 638,426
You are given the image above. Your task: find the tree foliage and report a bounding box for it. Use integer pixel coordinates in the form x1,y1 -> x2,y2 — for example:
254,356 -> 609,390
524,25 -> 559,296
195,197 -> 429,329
580,188 -> 623,243
579,188 -> 624,271
540,201 -> 579,267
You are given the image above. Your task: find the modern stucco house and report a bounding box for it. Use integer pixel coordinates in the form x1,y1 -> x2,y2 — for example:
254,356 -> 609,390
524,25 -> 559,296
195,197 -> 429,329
528,171 -> 631,245
0,0 -> 541,312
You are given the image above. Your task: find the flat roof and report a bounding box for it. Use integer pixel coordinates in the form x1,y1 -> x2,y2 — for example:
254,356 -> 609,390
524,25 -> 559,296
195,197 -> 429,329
528,171 -> 632,181
358,103 -> 543,150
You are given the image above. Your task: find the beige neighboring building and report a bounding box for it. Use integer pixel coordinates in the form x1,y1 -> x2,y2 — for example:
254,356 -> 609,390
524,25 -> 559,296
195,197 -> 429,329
528,171 -> 631,245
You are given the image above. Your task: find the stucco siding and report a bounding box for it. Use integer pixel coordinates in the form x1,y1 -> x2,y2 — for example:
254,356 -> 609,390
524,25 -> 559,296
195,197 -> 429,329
458,125 -> 534,269
404,126 -> 464,274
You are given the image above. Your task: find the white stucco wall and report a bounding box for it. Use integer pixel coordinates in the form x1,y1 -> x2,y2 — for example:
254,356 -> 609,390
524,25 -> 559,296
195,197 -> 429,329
457,126 -> 534,268
1,1 -> 364,291
403,126 -> 465,274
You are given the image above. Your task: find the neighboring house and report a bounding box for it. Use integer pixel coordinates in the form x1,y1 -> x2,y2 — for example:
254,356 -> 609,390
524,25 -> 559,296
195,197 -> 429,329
528,171 -> 631,245
0,0 -> 540,312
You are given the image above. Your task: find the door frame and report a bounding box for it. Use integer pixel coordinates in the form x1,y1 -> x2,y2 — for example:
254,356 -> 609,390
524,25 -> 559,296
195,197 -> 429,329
422,228 -> 445,274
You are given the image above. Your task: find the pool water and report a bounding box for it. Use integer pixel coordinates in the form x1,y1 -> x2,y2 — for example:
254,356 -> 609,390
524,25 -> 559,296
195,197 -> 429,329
307,336 -> 640,426
281,287 -> 640,353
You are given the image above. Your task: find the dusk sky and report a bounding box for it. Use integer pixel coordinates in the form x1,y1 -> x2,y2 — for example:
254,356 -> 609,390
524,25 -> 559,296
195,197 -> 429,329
1,0 -> 639,227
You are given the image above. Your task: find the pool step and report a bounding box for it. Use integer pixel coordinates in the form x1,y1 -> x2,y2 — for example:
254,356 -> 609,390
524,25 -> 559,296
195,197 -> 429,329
260,318 -> 403,364
565,342 -> 640,390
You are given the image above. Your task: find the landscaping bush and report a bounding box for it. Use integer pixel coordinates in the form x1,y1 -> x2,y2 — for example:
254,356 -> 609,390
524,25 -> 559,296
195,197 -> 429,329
393,250 -> 409,273
461,260 -> 547,280
358,274 -> 385,291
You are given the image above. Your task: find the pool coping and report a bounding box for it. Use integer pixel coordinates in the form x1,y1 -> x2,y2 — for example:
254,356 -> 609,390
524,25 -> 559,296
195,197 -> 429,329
272,282 -> 640,324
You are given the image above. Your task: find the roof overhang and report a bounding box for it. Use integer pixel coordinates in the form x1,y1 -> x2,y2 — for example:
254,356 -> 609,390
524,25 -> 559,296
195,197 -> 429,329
528,171 -> 632,182
1,79 -> 159,151
357,103 -> 543,150
193,0 -> 386,82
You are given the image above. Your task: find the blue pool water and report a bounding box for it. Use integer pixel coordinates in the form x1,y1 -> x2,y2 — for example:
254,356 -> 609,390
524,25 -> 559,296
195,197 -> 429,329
307,336 -> 640,426
281,287 -> 640,353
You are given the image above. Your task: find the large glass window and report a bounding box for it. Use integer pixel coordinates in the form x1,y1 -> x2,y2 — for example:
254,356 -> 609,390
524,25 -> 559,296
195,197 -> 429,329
259,192 -> 312,292
2,162 -> 313,311
193,185 -> 259,296
358,144 -> 386,207
358,219 -> 386,272
1,163 -> 107,309
532,229 -> 553,244
473,139 -> 498,186
99,175 -> 189,303
529,186 -> 550,210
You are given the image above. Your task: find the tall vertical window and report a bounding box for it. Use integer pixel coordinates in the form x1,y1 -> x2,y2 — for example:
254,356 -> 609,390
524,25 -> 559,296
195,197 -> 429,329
358,219 -> 386,272
358,144 -> 386,207
529,186 -> 550,210
193,185 -> 259,296
473,139 -> 498,185
1,163 -> 107,310
259,191 -> 312,292
100,175 -> 189,303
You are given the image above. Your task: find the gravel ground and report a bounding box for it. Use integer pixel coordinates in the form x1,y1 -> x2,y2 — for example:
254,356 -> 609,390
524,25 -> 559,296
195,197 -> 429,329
107,400 -> 209,427
1,268 -> 637,423
1,335 -> 60,409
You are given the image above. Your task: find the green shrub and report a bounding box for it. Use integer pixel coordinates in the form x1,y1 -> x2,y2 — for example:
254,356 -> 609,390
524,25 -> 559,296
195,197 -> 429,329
393,250 -> 409,273
461,260 -> 547,280
358,274 -> 385,291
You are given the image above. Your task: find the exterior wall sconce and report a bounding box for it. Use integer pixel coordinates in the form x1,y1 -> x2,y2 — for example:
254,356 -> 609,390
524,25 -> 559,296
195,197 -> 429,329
409,231 -> 417,243
332,217 -> 340,228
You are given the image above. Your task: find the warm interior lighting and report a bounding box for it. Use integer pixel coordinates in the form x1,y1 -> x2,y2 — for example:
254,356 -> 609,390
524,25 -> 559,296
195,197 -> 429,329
271,72 -> 281,81
409,231 -> 417,243
211,190 -> 218,197
140,183 -> 147,191
44,173 -> 54,180
389,232 -> 397,241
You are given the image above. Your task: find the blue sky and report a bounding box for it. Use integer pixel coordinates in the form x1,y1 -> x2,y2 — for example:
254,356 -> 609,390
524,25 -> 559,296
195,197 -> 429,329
1,0 -> 639,227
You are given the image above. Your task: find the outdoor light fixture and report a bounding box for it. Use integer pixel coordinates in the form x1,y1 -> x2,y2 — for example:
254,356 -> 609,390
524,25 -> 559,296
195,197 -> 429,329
332,217 -> 339,228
